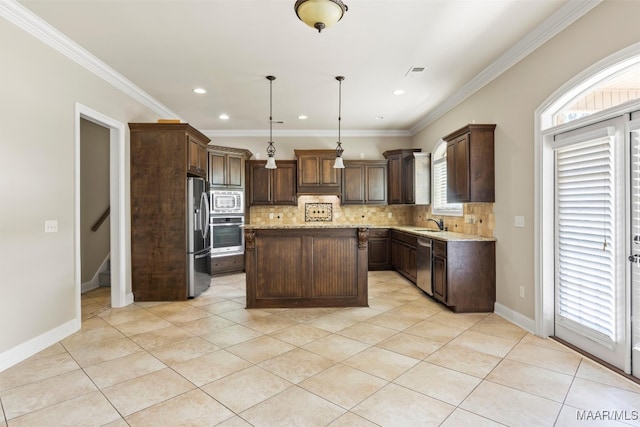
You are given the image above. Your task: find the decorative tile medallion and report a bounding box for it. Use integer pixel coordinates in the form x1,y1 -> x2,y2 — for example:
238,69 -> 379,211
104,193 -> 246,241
305,203 -> 333,222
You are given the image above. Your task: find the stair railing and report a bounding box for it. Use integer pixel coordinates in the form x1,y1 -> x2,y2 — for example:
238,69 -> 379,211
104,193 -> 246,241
91,207 -> 110,232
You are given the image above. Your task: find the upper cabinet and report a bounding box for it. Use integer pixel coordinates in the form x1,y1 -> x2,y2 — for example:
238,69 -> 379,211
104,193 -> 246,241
208,145 -> 253,188
342,160 -> 388,205
130,122 -> 210,179
382,149 -> 430,205
246,160 -> 297,206
444,124 -> 496,203
295,149 -> 342,195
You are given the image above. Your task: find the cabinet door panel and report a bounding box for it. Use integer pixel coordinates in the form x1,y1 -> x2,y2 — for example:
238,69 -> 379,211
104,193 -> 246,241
387,156 -> 402,204
299,156 -> 320,186
366,165 -> 387,203
209,153 -> 226,186
249,165 -> 272,204
227,155 -> 243,187
273,163 -> 297,205
433,256 -> 447,303
321,157 -> 339,186
455,134 -> 470,201
343,165 -> 365,203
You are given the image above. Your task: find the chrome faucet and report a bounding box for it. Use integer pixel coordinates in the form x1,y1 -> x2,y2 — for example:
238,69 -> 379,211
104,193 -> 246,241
426,218 -> 445,231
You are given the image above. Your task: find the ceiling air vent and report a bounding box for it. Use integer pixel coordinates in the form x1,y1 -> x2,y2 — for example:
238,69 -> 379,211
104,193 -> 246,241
405,66 -> 426,76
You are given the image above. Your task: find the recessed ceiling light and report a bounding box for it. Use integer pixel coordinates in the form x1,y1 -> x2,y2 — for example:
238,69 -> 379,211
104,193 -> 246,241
219,114 -> 229,120
193,88 -> 206,94
376,116 -> 384,120
298,115 -> 308,120
393,89 -> 405,95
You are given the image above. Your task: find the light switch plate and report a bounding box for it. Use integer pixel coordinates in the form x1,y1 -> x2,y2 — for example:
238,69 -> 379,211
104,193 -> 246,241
514,216 -> 525,228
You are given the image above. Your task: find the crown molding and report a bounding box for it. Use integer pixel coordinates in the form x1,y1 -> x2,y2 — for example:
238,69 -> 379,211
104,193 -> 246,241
0,0 -> 181,120
409,0 -> 603,135
203,129 -> 412,138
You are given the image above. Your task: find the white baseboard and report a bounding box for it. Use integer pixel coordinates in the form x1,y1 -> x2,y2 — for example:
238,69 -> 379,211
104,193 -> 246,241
494,302 -> 536,334
0,319 -> 79,373
81,280 -> 99,293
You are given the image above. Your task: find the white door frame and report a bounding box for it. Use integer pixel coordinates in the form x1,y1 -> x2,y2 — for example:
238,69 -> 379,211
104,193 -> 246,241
535,43 -> 640,339
75,103 -> 132,323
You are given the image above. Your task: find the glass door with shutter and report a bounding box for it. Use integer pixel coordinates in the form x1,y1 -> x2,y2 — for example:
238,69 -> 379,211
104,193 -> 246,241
553,117 -> 629,370
630,118 -> 640,377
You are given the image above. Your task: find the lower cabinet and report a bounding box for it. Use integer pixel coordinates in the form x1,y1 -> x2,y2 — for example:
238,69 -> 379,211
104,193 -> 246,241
431,239 -> 496,313
368,229 -> 391,270
391,230 -> 417,283
211,254 -> 244,276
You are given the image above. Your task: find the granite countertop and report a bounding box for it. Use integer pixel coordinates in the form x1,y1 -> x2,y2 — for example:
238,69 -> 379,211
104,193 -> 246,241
242,224 -> 372,229
242,223 -> 495,242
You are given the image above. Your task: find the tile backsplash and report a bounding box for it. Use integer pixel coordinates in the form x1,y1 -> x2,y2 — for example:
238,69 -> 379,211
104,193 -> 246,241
249,196 -> 494,237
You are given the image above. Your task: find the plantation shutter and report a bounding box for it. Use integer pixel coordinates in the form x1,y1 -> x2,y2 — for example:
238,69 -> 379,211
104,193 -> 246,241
554,130 -> 617,345
432,140 -> 462,215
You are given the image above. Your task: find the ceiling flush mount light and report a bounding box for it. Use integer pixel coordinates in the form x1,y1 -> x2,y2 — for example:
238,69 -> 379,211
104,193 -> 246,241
333,76 -> 345,169
294,0 -> 348,33
265,76 -> 277,169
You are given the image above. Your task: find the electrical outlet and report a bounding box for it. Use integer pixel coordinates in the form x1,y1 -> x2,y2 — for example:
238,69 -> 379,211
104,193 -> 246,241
514,216 -> 525,227
464,214 -> 475,224
387,212 -> 393,218
44,220 -> 58,233
519,286 -> 524,298
360,152 -> 365,159
269,213 -> 274,219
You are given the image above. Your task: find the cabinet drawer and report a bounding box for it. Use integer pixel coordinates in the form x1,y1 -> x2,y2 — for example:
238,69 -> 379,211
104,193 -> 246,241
432,240 -> 447,258
369,229 -> 389,238
392,230 -> 417,247
211,254 -> 244,275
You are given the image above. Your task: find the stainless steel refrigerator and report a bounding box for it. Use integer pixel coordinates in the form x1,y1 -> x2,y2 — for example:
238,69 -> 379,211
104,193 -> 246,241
187,177 -> 211,297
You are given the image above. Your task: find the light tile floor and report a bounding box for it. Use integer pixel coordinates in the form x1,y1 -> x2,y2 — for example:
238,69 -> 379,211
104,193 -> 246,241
1,271 -> 640,426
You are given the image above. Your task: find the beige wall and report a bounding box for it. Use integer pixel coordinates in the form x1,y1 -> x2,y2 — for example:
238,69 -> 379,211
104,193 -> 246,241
0,17 -> 158,357
80,119 -> 110,284
412,0 -> 640,319
209,135 -> 413,162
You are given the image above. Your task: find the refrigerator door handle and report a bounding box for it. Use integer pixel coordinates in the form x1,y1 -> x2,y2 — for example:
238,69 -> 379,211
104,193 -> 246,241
200,191 -> 210,240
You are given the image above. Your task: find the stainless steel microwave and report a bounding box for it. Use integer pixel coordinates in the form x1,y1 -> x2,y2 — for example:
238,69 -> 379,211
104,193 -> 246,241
210,190 -> 244,215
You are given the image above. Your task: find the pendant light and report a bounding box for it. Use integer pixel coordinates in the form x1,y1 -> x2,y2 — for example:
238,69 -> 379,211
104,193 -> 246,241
265,75 -> 277,169
294,0 -> 348,33
333,76 -> 345,169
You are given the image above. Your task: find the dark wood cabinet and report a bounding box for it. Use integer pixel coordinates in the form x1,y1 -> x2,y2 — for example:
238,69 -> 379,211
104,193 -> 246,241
245,227 -> 369,308
246,160 -> 297,206
382,149 -> 423,204
129,123 -> 211,301
342,161 -> 388,205
295,149 -> 342,195
391,230 -> 417,283
187,131 -> 209,178
211,254 -> 244,276
431,238 -> 496,313
208,146 -> 252,188
444,124 -> 496,203
368,229 -> 391,270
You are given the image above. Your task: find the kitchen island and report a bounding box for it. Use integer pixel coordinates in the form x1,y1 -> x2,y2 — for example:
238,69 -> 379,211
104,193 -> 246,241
243,225 -> 369,308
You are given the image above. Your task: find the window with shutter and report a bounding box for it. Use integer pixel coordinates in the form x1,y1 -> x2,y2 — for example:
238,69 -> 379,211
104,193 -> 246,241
432,140 -> 462,216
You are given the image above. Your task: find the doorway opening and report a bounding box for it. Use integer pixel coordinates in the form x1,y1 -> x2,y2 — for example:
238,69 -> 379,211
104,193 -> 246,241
75,103 -> 131,326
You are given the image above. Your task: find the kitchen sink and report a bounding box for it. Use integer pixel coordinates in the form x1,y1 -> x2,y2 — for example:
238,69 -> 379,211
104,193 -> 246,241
415,229 -> 441,232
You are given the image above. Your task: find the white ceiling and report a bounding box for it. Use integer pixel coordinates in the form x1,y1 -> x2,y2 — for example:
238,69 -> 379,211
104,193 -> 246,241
18,0 -> 578,136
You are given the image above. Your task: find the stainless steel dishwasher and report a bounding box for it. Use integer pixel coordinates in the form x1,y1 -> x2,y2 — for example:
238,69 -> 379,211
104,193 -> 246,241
416,239 -> 433,295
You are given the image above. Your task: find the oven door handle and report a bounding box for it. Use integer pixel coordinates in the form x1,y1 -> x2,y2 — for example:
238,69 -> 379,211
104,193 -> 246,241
211,223 -> 243,227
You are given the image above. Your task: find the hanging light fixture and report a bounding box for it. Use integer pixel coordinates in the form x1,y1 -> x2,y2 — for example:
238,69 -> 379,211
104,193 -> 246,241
265,75 -> 277,169
333,75 -> 345,169
294,0 -> 348,33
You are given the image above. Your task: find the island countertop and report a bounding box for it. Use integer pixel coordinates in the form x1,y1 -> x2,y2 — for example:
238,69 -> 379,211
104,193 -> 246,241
243,224 -> 495,242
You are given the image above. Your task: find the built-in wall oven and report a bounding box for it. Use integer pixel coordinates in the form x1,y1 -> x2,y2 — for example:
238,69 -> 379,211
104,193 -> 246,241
210,216 -> 244,257
210,190 -> 245,257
